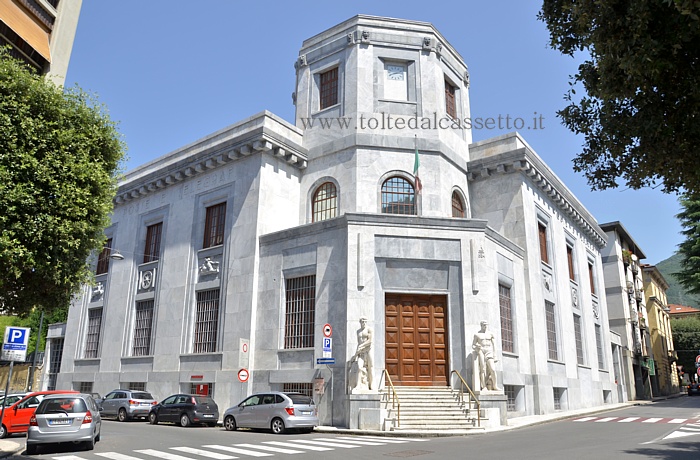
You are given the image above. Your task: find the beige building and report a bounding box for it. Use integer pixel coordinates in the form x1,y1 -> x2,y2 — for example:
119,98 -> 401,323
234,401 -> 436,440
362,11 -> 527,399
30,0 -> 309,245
642,264 -> 680,396
0,0 -> 82,85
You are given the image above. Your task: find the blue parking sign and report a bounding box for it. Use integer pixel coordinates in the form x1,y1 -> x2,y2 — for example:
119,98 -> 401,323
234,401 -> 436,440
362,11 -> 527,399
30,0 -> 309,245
2,326 -> 30,361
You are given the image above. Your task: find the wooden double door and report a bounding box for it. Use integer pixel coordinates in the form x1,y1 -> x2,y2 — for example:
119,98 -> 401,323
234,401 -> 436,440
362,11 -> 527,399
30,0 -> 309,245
385,294 -> 448,386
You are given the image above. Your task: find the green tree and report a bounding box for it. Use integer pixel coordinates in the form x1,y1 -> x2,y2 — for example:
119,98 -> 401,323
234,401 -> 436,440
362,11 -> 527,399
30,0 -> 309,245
539,0 -> 700,193
670,316 -> 700,382
0,49 -> 125,317
676,194 -> 700,296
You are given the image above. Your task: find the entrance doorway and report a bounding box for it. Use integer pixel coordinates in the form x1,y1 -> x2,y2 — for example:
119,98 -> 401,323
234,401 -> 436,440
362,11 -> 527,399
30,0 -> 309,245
385,294 -> 448,386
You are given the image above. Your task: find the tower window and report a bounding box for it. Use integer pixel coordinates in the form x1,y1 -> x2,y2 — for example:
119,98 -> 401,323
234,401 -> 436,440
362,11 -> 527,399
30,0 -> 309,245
319,68 -> 338,110
445,79 -> 457,118
312,182 -> 338,222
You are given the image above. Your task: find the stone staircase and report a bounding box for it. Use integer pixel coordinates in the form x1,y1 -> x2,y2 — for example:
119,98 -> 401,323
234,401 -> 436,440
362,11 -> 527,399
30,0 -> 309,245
381,386 -> 486,431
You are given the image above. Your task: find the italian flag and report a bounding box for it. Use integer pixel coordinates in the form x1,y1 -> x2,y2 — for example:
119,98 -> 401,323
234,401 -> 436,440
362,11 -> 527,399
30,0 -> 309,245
414,136 -> 422,194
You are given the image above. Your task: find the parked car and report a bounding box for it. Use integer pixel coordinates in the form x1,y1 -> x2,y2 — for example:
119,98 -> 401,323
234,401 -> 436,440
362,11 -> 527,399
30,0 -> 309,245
0,393 -> 28,407
99,389 -> 157,421
223,392 -> 318,434
148,394 -> 219,427
0,390 -> 78,438
688,382 -> 699,396
25,393 -> 101,454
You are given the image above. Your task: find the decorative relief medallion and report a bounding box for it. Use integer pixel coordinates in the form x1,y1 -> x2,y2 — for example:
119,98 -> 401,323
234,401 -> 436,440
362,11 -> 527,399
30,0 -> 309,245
592,302 -> 599,319
543,273 -> 553,293
139,268 -> 156,291
91,282 -> 104,301
571,286 -> 579,307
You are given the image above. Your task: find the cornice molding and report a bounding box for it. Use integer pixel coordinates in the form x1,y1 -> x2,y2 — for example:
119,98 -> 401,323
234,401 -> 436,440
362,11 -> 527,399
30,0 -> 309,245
114,112 -> 308,205
467,148 -> 607,249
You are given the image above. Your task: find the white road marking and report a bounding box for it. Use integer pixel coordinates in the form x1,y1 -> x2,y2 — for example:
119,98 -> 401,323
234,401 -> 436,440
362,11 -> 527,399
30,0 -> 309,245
315,438 -> 385,446
668,418 -> 687,424
594,417 -> 617,423
96,454 -> 146,460
642,417 -> 663,423
573,417 -> 597,422
234,443 -> 303,454
262,441 -> 332,451
287,439 -> 359,448
135,449 -> 198,460
359,435 -> 429,442
336,436 -> 410,443
203,445 -> 273,457
171,447 -> 238,459
617,417 -> 640,423
54,456 -> 89,460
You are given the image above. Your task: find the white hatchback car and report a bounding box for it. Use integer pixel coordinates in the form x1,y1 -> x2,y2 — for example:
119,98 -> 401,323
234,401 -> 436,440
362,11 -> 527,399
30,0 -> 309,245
26,393 -> 101,454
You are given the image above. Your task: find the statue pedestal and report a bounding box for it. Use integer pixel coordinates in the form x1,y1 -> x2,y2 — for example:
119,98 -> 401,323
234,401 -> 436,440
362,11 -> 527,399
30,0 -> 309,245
475,391 -> 507,426
347,393 -> 381,430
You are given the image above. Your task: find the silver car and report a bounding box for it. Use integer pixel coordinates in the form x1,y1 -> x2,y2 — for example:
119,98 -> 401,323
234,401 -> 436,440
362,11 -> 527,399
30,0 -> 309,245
223,392 -> 318,434
99,389 -> 157,421
26,393 -> 101,454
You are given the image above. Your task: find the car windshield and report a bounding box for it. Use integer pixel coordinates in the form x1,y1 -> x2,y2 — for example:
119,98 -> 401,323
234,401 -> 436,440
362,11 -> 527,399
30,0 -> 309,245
131,392 -> 154,399
193,396 -> 215,405
287,393 -> 313,405
38,397 -> 87,414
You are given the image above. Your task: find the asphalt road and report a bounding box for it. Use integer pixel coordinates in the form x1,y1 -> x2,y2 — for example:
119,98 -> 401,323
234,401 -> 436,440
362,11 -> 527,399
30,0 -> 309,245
9,395 -> 700,460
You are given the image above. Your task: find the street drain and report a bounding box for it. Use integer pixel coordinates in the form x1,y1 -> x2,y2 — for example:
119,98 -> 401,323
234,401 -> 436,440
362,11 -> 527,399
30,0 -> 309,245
384,450 -> 434,457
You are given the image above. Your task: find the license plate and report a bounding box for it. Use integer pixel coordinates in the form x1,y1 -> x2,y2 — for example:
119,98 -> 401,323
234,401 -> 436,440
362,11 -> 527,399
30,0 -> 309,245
203,414 -> 214,418
49,419 -> 71,425
301,411 -> 311,415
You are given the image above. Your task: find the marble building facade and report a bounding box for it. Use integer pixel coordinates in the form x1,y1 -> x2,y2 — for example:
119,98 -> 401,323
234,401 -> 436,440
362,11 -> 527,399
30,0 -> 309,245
56,15 -> 618,429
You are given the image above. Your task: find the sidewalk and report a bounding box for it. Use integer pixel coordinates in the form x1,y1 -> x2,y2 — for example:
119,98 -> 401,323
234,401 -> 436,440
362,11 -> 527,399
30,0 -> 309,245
0,394 -> 684,456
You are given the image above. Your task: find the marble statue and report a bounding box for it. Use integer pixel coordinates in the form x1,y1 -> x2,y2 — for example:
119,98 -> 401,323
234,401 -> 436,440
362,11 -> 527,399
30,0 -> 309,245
348,316 -> 374,392
472,320 -> 499,391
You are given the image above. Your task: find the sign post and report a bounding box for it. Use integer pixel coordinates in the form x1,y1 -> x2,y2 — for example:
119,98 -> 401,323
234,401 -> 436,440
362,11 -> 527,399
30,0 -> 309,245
0,327 -> 30,432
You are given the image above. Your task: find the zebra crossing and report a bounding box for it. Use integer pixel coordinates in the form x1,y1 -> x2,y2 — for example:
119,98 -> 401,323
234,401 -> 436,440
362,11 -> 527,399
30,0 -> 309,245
572,416 -> 700,424
50,436 -> 429,460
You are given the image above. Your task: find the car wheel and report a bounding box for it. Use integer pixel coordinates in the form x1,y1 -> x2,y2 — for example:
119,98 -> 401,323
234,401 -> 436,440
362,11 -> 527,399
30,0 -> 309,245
271,417 -> 286,435
85,436 -> 95,451
95,428 -> 101,442
26,444 -> 38,455
180,413 -> 190,427
118,408 -> 128,422
0,424 -> 7,439
149,412 -> 158,425
224,415 -> 237,431
207,422 -> 217,428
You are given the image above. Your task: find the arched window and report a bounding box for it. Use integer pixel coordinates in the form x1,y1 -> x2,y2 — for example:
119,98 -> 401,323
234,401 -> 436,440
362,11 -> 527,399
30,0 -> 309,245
381,176 -> 416,215
452,191 -> 465,217
312,182 -> 338,222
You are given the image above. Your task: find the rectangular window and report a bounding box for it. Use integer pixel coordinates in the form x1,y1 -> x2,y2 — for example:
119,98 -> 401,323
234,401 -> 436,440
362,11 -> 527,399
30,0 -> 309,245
499,284 -> 514,353
538,223 -> 549,264
47,338 -> 64,390
190,383 -> 214,396
203,203 -> 226,248
133,300 -> 154,356
588,262 -> 596,295
545,301 -> 558,361
567,245 -> 575,281
319,68 -> 338,110
128,382 -> 146,391
553,387 -> 565,410
595,324 -> 605,369
194,289 -> 220,353
573,314 -> 584,365
283,383 -> 313,398
504,385 -> 518,411
445,79 -> 456,118
84,308 -> 103,358
77,382 -> 93,393
284,275 -> 316,349
96,238 -> 112,275
144,223 -> 163,263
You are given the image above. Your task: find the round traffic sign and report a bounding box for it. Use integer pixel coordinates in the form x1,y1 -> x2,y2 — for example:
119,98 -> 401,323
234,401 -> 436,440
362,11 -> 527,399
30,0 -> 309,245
238,368 -> 249,382
323,323 -> 332,338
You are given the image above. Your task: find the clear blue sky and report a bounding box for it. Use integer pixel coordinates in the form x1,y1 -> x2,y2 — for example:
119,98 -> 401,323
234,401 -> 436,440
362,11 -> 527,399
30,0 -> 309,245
64,1 -> 682,265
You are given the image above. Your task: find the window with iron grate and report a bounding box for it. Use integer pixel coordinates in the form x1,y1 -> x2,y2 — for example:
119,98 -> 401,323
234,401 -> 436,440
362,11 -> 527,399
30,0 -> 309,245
194,289 -> 220,353
284,275 -> 316,349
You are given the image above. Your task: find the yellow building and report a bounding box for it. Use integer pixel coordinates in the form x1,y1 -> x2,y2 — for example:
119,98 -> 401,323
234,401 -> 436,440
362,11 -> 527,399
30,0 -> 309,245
642,264 -> 681,395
